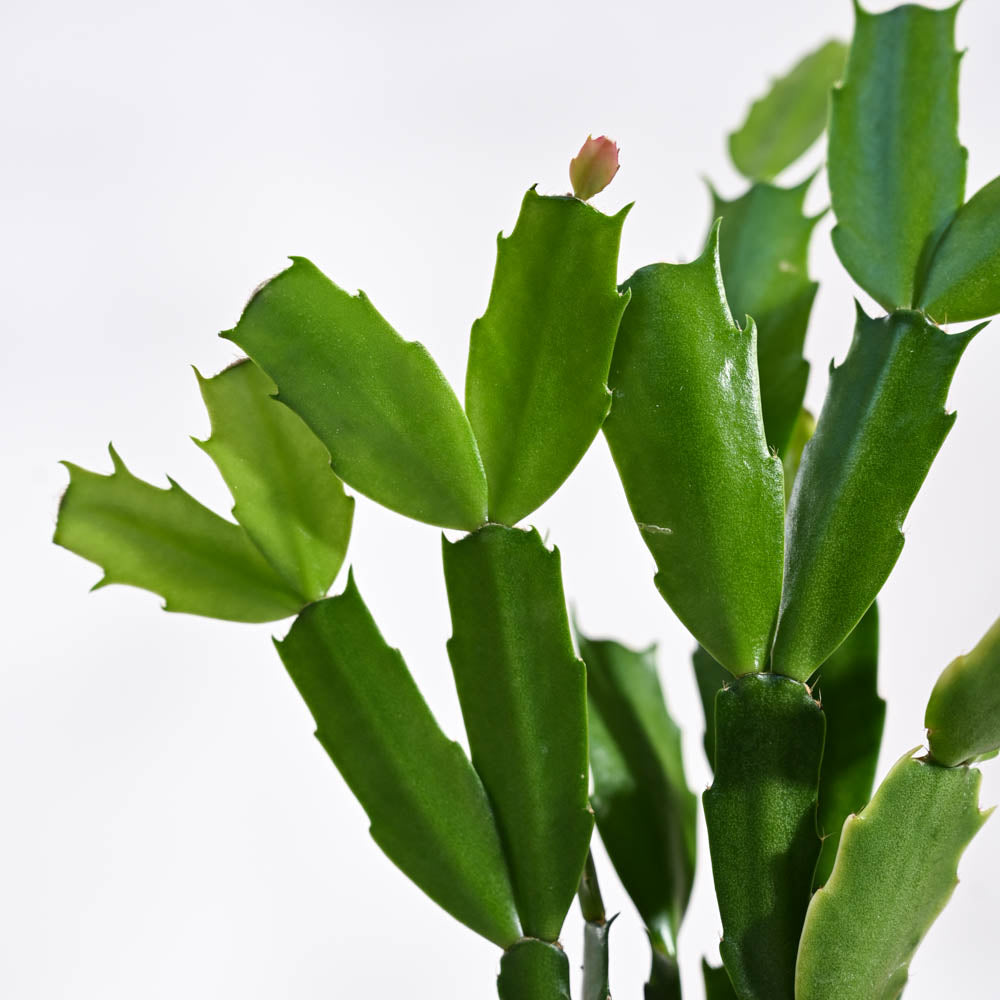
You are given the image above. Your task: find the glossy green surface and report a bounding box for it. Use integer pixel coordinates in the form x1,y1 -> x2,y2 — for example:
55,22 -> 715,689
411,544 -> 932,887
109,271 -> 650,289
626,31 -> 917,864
918,174 -> 1000,323
926,617 -> 1000,766
795,754 -> 988,1000
604,229 -> 785,674
692,645 -> 729,771
443,525 -> 592,942
194,359 -> 354,602
812,602 -> 885,886
828,3 -> 965,310
702,961 -> 738,1000
497,940 -> 571,1000
55,445 -> 304,621
703,674 -> 824,1000
712,179 -> 820,456
466,189 -> 630,525
729,39 -> 847,182
772,307 -> 977,680
578,633 -> 697,962
224,257 -> 487,530
276,576 -> 520,947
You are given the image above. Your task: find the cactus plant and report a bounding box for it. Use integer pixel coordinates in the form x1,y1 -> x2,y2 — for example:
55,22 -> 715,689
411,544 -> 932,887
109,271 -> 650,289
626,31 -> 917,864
54,3 -> 1000,998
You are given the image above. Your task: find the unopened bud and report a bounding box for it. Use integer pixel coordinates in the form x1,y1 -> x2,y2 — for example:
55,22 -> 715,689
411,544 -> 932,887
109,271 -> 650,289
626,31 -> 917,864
569,135 -> 620,200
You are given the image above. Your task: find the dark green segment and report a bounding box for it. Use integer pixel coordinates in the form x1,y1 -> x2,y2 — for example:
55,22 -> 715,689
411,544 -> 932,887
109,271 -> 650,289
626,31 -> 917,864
443,525 -> 592,942
919,174 -> 1000,323
55,445 -> 304,622
926,617 -> 1000,767
644,949 -> 681,1000
712,178 -> 819,456
812,602 -> 885,886
773,307 -> 978,680
604,228 -> 785,674
195,359 -> 354,602
692,645 -> 730,771
703,674 -> 825,1000
466,189 -> 630,525
276,577 -> 520,947
829,3 -> 965,310
796,755 -> 988,1000
728,39 -> 848,182
224,257 -> 488,530
579,633 -> 697,955
497,940 -> 572,1000
702,960 -> 738,1000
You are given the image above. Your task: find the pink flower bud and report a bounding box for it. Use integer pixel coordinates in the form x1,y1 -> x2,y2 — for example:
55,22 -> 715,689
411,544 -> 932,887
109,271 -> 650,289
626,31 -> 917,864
569,136 -> 620,200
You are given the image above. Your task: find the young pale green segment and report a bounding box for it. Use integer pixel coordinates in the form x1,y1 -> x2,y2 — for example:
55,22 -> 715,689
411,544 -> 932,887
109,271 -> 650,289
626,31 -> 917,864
772,307 -> 978,680
442,525 -> 592,942
497,940 -> 571,1000
781,407 -> 815,505
465,189 -> 630,526
728,39 -> 847,183
54,445 -> 305,622
926,617 -> 1000,767
795,753 -> 989,1000
603,227 -> 785,675
581,920 -> 613,1000
811,602 -> 885,887
702,961 -> 738,1000
918,175 -> 1000,323
711,178 -> 820,457
224,258 -> 488,531
828,3 -> 966,311
276,574 -> 521,948
194,359 -> 354,603
577,632 -> 696,975
703,673 -> 825,1000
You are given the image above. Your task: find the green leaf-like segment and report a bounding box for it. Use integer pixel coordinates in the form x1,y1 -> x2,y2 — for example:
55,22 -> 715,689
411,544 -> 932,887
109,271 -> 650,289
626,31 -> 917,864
729,39 -> 847,182
795,753 -> 989,1000
224,258 -> 488,530
703,674 -> 824,1000
577,632 -> 696,993
712,178 -> 820,456
577,853 -> 613,1000
497,940 -> 571,1000
54,446 -> 305,621
276,576 -> 520,947
918,175 -> 1000,323
194,359 -> 354,602
772,306 -> 978,680
466,189 -> 631,525
442,525 -> 592,941
828,2 -> 966,310
702,961 -> 738,1000
692,646 -> 729,771
782,407 -> 815,506
812,602 -> 885,886
604,227 -> 785,674
926,616 -> 1000,766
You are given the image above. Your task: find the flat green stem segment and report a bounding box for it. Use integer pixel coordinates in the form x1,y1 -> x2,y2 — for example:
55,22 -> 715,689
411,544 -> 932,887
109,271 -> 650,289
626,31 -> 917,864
829,2 -> 966,310
224,258 -> 488,530
772,307 -> 978,680
582,918 -> 613,1000
578,632 -> 696,956
644,949 -> 681,1000
729,39 -> 847,182
442,525 -> 592,941
466,189 -> 630,525
712,178 -> 819,456
918,175 -> 1000,323
497,940 -> 571,1000
703,674 -> 824,1000
926,616 -> 1000,766
195,359 -> 354,603
702,960 -> 738,1000
276,576 -> 520,947
812,602 -> 885,886
795,754 -> 989,1000
54,445 -> 304,622
603,228 -> 785,674
693,645 -> 730,771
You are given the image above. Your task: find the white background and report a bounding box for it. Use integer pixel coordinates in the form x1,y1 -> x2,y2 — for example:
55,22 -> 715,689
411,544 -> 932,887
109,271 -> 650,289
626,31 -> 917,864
4,0 -> 1000,997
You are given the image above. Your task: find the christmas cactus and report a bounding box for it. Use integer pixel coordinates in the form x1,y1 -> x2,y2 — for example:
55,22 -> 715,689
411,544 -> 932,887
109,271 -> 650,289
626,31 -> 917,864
55,3 -> 1000,998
